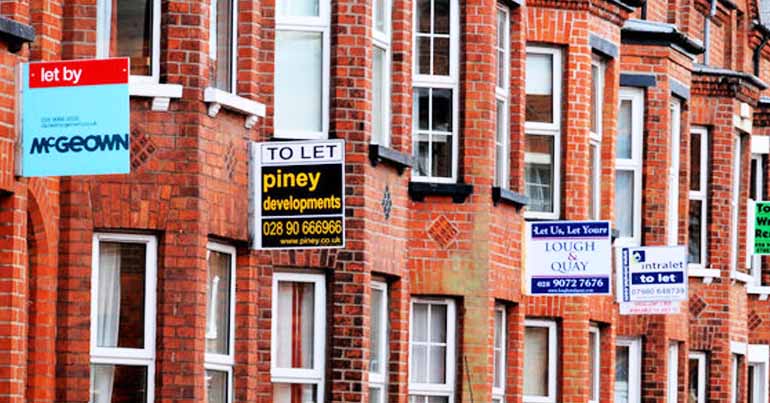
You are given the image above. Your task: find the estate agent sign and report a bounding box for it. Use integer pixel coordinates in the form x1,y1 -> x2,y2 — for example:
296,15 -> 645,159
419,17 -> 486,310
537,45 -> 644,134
616,245 -> 687,314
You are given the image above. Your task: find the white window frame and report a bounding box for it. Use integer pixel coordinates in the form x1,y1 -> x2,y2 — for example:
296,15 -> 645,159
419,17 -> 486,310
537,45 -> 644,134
615,87 -> 645,247
732,353 -> 741,403
732,135 -> 743,272
209,0 -> 238,93
588,326 -> 600,403
372,0 -> 392,146
748,344 -> 769,403
492,305 -> 506,403
205,242 -> 236,403
369,281 -> 389,403
524,46 -> 562,219
270,272 -> 326,401
408,298 -> 457,403
90,233 -> 158,403
689,127 -> 709,270
668,99 -> 682,246
523,319 -> 557,403
96,0 -> 161,84
274,0 -> 331,140
667,342 -> 679,403
411,0 -> 460,183
688,352 -> 707,403
749,154 -> 764,284
616,337 -> 642,403
494,5 -> 510,189
589,56 -> 605,220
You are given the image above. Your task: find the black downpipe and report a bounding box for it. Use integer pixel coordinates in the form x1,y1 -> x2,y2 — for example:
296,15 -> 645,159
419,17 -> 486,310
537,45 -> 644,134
755,35 -> 769,77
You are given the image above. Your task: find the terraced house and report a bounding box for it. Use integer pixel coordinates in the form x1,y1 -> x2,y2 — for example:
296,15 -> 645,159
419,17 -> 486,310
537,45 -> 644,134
5,0 -> 770,402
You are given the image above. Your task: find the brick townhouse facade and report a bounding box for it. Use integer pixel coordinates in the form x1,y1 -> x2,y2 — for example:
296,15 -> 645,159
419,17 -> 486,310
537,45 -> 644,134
4,0 -> 770,402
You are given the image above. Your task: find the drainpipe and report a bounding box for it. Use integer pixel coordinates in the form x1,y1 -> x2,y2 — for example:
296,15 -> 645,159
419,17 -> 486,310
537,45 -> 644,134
754,22 -> 770,77
704,0 -> 717,64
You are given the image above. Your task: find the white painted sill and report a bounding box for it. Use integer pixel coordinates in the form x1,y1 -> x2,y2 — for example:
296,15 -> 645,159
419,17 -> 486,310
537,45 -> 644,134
688,267 -> 720,284
730,270 -> 754,285
129,81 -> 183,112
748,285 -> 770,300
204,87 -> 266,129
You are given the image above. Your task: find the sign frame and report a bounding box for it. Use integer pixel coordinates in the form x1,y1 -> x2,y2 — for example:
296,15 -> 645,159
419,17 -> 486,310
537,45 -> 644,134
615,245 -> 687,304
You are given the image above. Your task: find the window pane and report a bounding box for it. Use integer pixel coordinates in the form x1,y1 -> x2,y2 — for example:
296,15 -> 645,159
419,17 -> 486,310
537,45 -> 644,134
495,100 -> 507,188
418,36 -> 431,75
525,135 -> 555,213
496,10 -> 506,89
416,88 -> 430,130
434,0 -> 450,34
591,64 -> 600,134
416,0 -> 431,33
493,310 -> 504,388
615,170 -> 635,238
432,89 -> 452,132
428,346 -> 446,383
589,143 -> 600,220
275,31 -> 323,133
526,53 -> 554,123
615,346 -> 630,403
688,200 -> 703,265
276,281 -> 315,369
413,303 -> 429,342
370,286 -> 385,374
410,396 -> 448,403
97,242 -> 146,349
433,37 -> 450,76
688,358 -> 700,403
112,0 -> 153,76
274,383 -> 317,403
206,250 -> 232,355
374,0 -> 386,33
415,135 -> 430,177
690,132 -> 702,191
411,344 -> 428,383
430,304 -> 447,343
206,370 -> 228,403
524,327 -> 550,397
617,100 -> 633,159
590,331 -> 598,400
214,0 -> 234,92
90,364 -> 148,403
373,47 -> 386,144
277,0 -> 319,17
370,387 -> 383,403
430,135 -> 453,178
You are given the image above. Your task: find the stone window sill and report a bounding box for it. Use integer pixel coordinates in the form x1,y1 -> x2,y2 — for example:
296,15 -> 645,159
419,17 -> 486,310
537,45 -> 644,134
129,81 -> 183,112
204,87 -> 266,129
491,187 -> 527,209
688,267 -> 720,284
408,182 -> 473,203
368,144 -> 413,175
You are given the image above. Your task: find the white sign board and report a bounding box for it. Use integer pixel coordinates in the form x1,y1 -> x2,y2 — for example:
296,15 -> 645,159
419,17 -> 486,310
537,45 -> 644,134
525,221 -> 612,295
616,246 -> 687,303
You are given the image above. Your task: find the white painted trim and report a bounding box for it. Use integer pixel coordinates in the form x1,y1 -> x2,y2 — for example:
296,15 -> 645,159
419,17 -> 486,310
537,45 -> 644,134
753,136 -> 770,154
492,305 -> 506,401
667,342 -> 679,403
588,326 -> 600,403
204,364 -> 234,403
747,285 -> 770,300
616,337 -> 642,403
494,5 -> 510,189
369,281 -> 389,387
748,154 -> 764,282
731,341 -> 748,355
96,0 -> 161,83
748,345 -> 769,403
409,298 -> 457,403
667,99 -> 681,246
204,87 -> 266,128
688,127 -> 709,268
270,271 -> 326,403
731,135 -> 742,272
524,46 -> 562,132
688,268 -> 720,284
523,319 -> 557,403
731,270 -> 754,284
615,88 -> 645,247
128,82 -> 184,112
90,233 -> 157,403
204,242 -> 236,402
371,0 -> 392,147
688,352 -> 707,403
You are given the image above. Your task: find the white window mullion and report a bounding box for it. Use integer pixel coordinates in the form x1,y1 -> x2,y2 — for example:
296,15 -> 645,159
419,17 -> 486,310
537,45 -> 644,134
688,127 -> 709,270
615,87 -> 644,247
409,298 -> 456,402
731,135 -> 743,272
492,306 -> 506,402
369,281 -> 389,400
668,99 -> 682,246
667,342 -> 680,403
494,6 -> 510,189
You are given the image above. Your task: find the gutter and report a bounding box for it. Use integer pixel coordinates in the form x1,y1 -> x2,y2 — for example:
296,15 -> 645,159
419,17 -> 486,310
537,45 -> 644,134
621,19 -> 705,55
692,63 -> 769,90
754,20 -> 770,77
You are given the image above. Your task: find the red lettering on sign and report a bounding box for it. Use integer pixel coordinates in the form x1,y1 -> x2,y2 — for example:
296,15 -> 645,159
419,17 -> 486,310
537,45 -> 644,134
28,58 -> 129,88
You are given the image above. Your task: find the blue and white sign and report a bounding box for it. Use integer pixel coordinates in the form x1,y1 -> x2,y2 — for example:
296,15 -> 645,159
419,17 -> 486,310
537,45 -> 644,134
18,58 -> 130,177
525,221 -> 612,296
616,246 -> 687,303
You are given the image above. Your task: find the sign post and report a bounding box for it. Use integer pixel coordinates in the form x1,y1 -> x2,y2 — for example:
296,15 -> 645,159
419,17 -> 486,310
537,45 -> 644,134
250,140 -> 345,250
18,58 -> 130,176
524,221 -> 612,296
616,246 -> 687,314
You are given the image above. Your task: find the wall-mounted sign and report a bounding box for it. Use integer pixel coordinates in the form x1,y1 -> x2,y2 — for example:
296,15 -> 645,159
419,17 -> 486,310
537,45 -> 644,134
616,246 -> 687,304
18,58 -> 130,177
755,201 -> 770,255
250,140 -> 345,250
525,221 -> 612,296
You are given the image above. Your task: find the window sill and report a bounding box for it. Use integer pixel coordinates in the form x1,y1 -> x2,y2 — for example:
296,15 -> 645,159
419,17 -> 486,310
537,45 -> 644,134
689,267 -> 720,284
748,285 -> 770,300
408,182 -> 473,203
204,87 -> 266,129
368,144 -> 414,175
730,270 -> 754,285
491,186 -> 528,209
129,82 -> 183,112
0,16 -> 34,53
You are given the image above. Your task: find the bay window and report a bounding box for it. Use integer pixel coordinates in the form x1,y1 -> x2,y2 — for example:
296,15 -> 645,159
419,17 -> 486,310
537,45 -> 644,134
412,0 -> 460,182
494,6 -> 509,189
97,0 -> 160,82
372,0 -> 392,146
688,127 -> 708,269
209,0 -> 237,92
615,88 -> 644,246
525,47 -> 562,218
90,234 -> 157,403
275,0 -> 330,139
409,299 -> 457,403
370,281 -> 389,403
493,306 -> 506,403
688,352 -> 707,403
523,319 -> 557,403
205,243 -> 236,403
615,337 -> 641,403
668,99 -> 682,246
271,272 -> 326,402
590,57 -> 605,220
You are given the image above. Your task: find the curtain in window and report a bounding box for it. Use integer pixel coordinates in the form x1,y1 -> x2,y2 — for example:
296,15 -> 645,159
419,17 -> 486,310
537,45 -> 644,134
94,243 -> 122,403
523,327 -> 549,396
276,282 -> 315,369
206,275 -> 221,340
